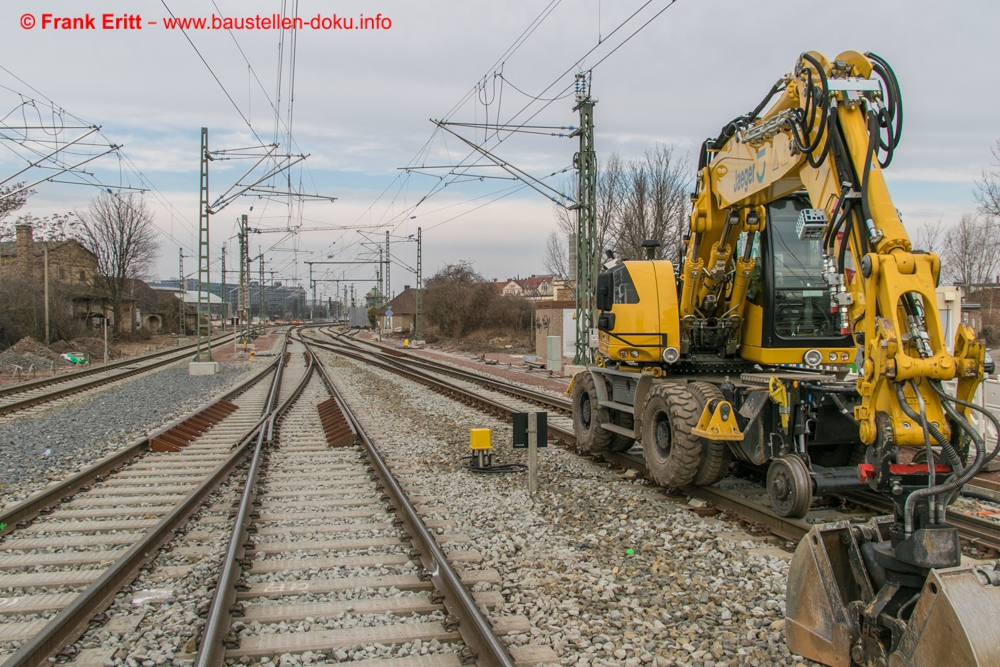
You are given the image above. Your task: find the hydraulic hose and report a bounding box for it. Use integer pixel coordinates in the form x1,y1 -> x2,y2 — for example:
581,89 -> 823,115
911,381 -> 936,492
860,111 -> 879,234
893,382 -> 964,471
747,80 -> 785,123
821,188 -> 847,254
829,392 -> 858,422
931,381 -> 1000,465
823,114 -> 863,274
865,52 -> 903,167
899,382 -> 993,534
790,53 -> 830,164
697,139 -> 711,171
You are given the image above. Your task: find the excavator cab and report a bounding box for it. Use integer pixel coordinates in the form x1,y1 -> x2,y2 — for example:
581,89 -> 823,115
741,195 -> 854,363
756,197 -> 848,343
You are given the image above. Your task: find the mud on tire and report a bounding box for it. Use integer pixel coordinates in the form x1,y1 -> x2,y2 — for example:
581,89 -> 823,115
640,384 -> 702,487
688,382 -> 733,486
572,372 -> 613,454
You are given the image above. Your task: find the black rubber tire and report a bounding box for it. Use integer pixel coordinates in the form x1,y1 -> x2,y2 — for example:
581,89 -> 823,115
572,372 -> 613,454
641,384 -> 702,487
846,443 -> 868,466
608,412 -> 636,452
688,382 -> 733,486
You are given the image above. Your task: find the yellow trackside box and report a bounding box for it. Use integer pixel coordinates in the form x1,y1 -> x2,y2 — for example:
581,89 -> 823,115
469,429 -> 492,450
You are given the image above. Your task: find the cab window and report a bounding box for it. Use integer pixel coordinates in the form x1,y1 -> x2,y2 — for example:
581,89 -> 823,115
767,199 -> 836,339
612,265 -> 640,304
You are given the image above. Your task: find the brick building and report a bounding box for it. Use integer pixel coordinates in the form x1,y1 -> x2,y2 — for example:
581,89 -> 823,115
0,223 -> 135,331
1,224 -> 96,286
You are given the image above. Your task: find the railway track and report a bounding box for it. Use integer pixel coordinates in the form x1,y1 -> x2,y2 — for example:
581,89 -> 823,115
317,328 -> 570,416
0,333 -> 238,422
0,334 -> 286,665
0,329 -> 523,666
194,332 -> 516,665
312,329 -> 1000,554
1,324 -> 994,664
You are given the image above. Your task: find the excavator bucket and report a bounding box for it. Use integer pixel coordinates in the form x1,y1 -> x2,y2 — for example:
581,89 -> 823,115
785,522 -> 859,667
786,521 -> 1000,667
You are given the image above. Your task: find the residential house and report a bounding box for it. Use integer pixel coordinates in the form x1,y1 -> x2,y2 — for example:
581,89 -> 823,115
494,275 -> 556,301
377,285 -> 418,335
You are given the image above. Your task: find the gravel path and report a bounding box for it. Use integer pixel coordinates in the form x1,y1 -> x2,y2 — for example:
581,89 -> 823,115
0,361 -> 259,510
320,350 -> 820,667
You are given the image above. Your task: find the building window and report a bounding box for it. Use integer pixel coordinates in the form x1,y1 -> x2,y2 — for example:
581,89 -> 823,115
59,267 -> 66,279
80,270 -> 86,282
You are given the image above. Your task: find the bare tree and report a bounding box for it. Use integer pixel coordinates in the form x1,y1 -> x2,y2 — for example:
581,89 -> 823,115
0,183 -> 33,236
911,218 -> 944,255
609,145 -> 690,263
78,192 -> 159,334
940,213 -> 1000,290
424,261 -> 496,338
596,152 -> 626,260
5,212 -> 83,242
975,139 -> 1000,218
542,230 -> 569,278
553,152 -> 626,248
550,146 -> 690,272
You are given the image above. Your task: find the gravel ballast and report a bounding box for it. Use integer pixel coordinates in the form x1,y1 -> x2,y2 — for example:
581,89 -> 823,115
319,350 -> 820,667
0,361 -> 258,509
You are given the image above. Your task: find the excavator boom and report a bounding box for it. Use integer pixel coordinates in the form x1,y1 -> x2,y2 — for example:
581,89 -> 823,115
690,50 -> 1000,667
581,50 -> 1000,667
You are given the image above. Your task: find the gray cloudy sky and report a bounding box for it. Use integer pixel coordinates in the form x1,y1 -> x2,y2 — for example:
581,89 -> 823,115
2,0 -> 997,300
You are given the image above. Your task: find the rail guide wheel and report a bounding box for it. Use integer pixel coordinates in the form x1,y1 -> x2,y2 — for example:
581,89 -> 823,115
767,454 -> 812,519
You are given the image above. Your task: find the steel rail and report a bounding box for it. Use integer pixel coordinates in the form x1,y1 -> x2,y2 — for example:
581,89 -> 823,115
0,336 -> 222,399
0,346 -> 282,539
0,333 -> 239,417
0,333 -> 292,667
310,334 -> 824,542
319,330 -> 1000,554
599,450 -> 813,541
308,337 -> 519,420
316,328 -> 572,413
843,490 -> 1000,553
303,334 -> 516,667
193,332 -> 302,665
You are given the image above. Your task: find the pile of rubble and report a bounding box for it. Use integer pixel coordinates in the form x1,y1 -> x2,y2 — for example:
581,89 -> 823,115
0,337 -> 63,373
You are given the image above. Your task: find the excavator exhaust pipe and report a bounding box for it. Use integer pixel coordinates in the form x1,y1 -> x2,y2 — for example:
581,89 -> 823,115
786,520 -> 1000,667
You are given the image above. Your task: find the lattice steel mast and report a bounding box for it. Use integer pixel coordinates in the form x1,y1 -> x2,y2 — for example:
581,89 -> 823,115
570,73 -> 597,365
194,127 -> 214,361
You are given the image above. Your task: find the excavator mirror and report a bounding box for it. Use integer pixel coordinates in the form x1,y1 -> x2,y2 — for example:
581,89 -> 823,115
596,272 -> 613,311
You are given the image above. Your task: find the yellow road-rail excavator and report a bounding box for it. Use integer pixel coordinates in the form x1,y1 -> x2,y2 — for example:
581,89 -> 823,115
570,51 -> 1000,666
